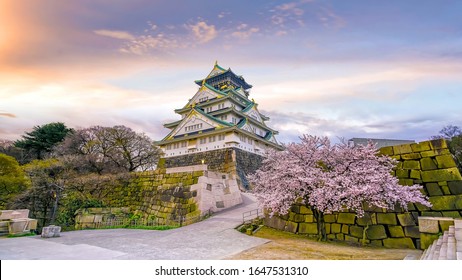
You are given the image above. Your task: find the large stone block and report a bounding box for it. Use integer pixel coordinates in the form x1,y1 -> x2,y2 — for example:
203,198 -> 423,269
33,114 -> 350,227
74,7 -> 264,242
420,232 -> 439,249
396,169 -> 409,178
425,183 -> 443,196
344,235 -> 359,243
323,214 -> 336,223
421,149 -> 450,158
420,158 -> 437,171
379,146 -> 394,156
377,213 -> 397,225
298,223 -> 318,235
442,211 -> 461,218
435,154 -> 457,169
439,219 -> 454,232
421,168 -> 462,182
388,226 -> 405,238
429,139 -> 448,150
448,181 -> 462,195
337,213 -> 356,224
357,214 -> 374,226
411,142 -> 431,152
342,224 -> 349,234
304,215 -> 315,223
349,226 -> 364,239
393,144 -> 413,155
366,225 -> 387,240
403,160 -> 420,170
404,226 -> 420,238
418,217 -> 440,233
397,213 -> 416,226
299,206 -> 313,214
409,170 -> 421,179
41,225 -> 61,238
401,153 -> 422,160
265,216 -> 286,231
331,223 -> 341,233
285,221 -> 298,233
383,238 -> 415,249
429,195 -> 462,211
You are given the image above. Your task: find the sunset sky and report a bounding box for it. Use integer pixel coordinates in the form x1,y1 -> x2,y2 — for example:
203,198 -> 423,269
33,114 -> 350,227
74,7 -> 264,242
1,0 -> 462,144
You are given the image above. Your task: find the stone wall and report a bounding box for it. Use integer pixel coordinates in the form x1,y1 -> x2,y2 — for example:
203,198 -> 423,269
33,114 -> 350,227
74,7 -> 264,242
73,166 -> 243,228
162,148 -> 264,190
264,139 -> 462,249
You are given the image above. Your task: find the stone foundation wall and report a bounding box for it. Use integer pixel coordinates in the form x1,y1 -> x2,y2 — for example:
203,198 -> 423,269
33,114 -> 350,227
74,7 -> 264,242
265,139 -> 462,249
162,148 -> 264,190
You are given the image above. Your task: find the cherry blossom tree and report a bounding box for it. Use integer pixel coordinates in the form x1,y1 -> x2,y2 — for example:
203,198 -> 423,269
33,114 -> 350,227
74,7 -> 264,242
249,135 -> 431,241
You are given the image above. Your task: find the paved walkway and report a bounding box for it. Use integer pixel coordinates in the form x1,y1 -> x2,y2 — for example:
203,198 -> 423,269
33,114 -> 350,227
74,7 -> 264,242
0,193 -> 268,260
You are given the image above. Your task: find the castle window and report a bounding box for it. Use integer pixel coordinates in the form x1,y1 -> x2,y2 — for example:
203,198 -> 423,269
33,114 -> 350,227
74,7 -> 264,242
218,134 -> 225,141
181,141 -> 187,147
220,115 -> 227,120
209,136 -> 216,142
200,138 -> 206,144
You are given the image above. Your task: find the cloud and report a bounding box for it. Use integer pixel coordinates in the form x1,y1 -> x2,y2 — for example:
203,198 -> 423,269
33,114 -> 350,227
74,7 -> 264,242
231,24 -> 260,40
317,6 -> 346,28
0,112 -> 16,118
187,21 -> 217,43
93,29 -> 136,40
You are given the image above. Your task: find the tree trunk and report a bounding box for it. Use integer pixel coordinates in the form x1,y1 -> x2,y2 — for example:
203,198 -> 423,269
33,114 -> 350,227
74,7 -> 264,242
313,209 -> 326,241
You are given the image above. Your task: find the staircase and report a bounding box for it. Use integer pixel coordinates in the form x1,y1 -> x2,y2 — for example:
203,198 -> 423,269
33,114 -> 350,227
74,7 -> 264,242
420,220 -> 462,260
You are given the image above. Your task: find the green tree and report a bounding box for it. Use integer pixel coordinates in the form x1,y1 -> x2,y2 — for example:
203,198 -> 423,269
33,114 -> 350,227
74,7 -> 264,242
15,122 -> 73,160
0,153 -> 30,209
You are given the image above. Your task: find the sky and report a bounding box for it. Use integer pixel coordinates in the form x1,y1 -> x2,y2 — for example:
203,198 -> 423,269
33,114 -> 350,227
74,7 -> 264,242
1,0 -> 462,144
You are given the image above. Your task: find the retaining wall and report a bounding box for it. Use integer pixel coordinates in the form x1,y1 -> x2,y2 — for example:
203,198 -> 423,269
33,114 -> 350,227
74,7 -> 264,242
264,139 -> 462,249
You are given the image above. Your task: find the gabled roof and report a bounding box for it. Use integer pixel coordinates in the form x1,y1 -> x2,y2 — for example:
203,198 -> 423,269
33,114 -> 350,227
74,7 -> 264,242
160,107 -> 233,142
194,62 -> 252,90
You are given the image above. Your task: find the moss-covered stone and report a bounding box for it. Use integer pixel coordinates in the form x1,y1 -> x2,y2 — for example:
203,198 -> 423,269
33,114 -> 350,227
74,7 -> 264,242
327,234 -> 336,240
289,212 -> 305,223
441,185 -> 451,195
421,168 -> 462,182
403,160 -> 421,169
336,233 -> 344,240
435,154 -> 457,169
298,222 -> 318,234
366,225 -> 387,240
429,195 -> 462,211
299,206 -> 313,214
349,225 -> 364,239
304,215 -> 315,223
397,213 -> 416,226
396,169 -> 409,178
425,183 -> 443,196
398,179 -> 414,186
420,158 -> 437,171
439,219 -> 454,232
344,235 -> 359,243
409,170 -> 421,179
370,240 -> 383,247
429,139 -> 448,150
404,226 -> 420,238
401,153 -> 422,160
285,221 -> 298,233
331,223 -> 341,233
383,238 -> 415,249
377,213 -> 397,225
415,202 -> 430,211
411,142 -> 431,152
441,211 -> 461,218
420,149 -> 450,158
342,224 -> 349,234
324,214 -> 337,223
356,214 -> 373,226
379,146 -> 394,156
420,233 -> 439,249
337,213 -> 356,224
448,181 -> 462,195
393,144 -> 413,155
387,226 -> 404,237
265,216 -> 287,231
290,205 -> 300,214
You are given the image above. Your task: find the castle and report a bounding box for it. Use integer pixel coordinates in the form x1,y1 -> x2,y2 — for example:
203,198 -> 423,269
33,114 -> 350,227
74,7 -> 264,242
157,62 -> 282,157
157,62 -> 283,189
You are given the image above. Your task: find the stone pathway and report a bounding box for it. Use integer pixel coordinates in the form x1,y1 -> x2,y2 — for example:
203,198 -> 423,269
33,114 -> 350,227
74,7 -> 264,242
0,193 -> 268,260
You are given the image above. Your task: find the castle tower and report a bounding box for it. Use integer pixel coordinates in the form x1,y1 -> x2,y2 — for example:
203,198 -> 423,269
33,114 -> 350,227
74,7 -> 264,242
157,62 -> 283,188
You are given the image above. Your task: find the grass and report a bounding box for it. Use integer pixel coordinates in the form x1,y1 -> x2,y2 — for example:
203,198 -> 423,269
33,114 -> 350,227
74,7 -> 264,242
227,226 -> 422,260
7,232 -> 36,238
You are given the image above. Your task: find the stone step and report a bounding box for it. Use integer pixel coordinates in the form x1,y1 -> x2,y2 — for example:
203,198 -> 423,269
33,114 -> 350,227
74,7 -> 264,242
438,232 -> 449,260
432,236 -> 443,260
454,219 -> 462,230
458,252 -> 462,260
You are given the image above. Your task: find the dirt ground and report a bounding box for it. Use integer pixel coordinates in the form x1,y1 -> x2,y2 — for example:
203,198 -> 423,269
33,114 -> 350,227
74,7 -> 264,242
227,227 -> 422,260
